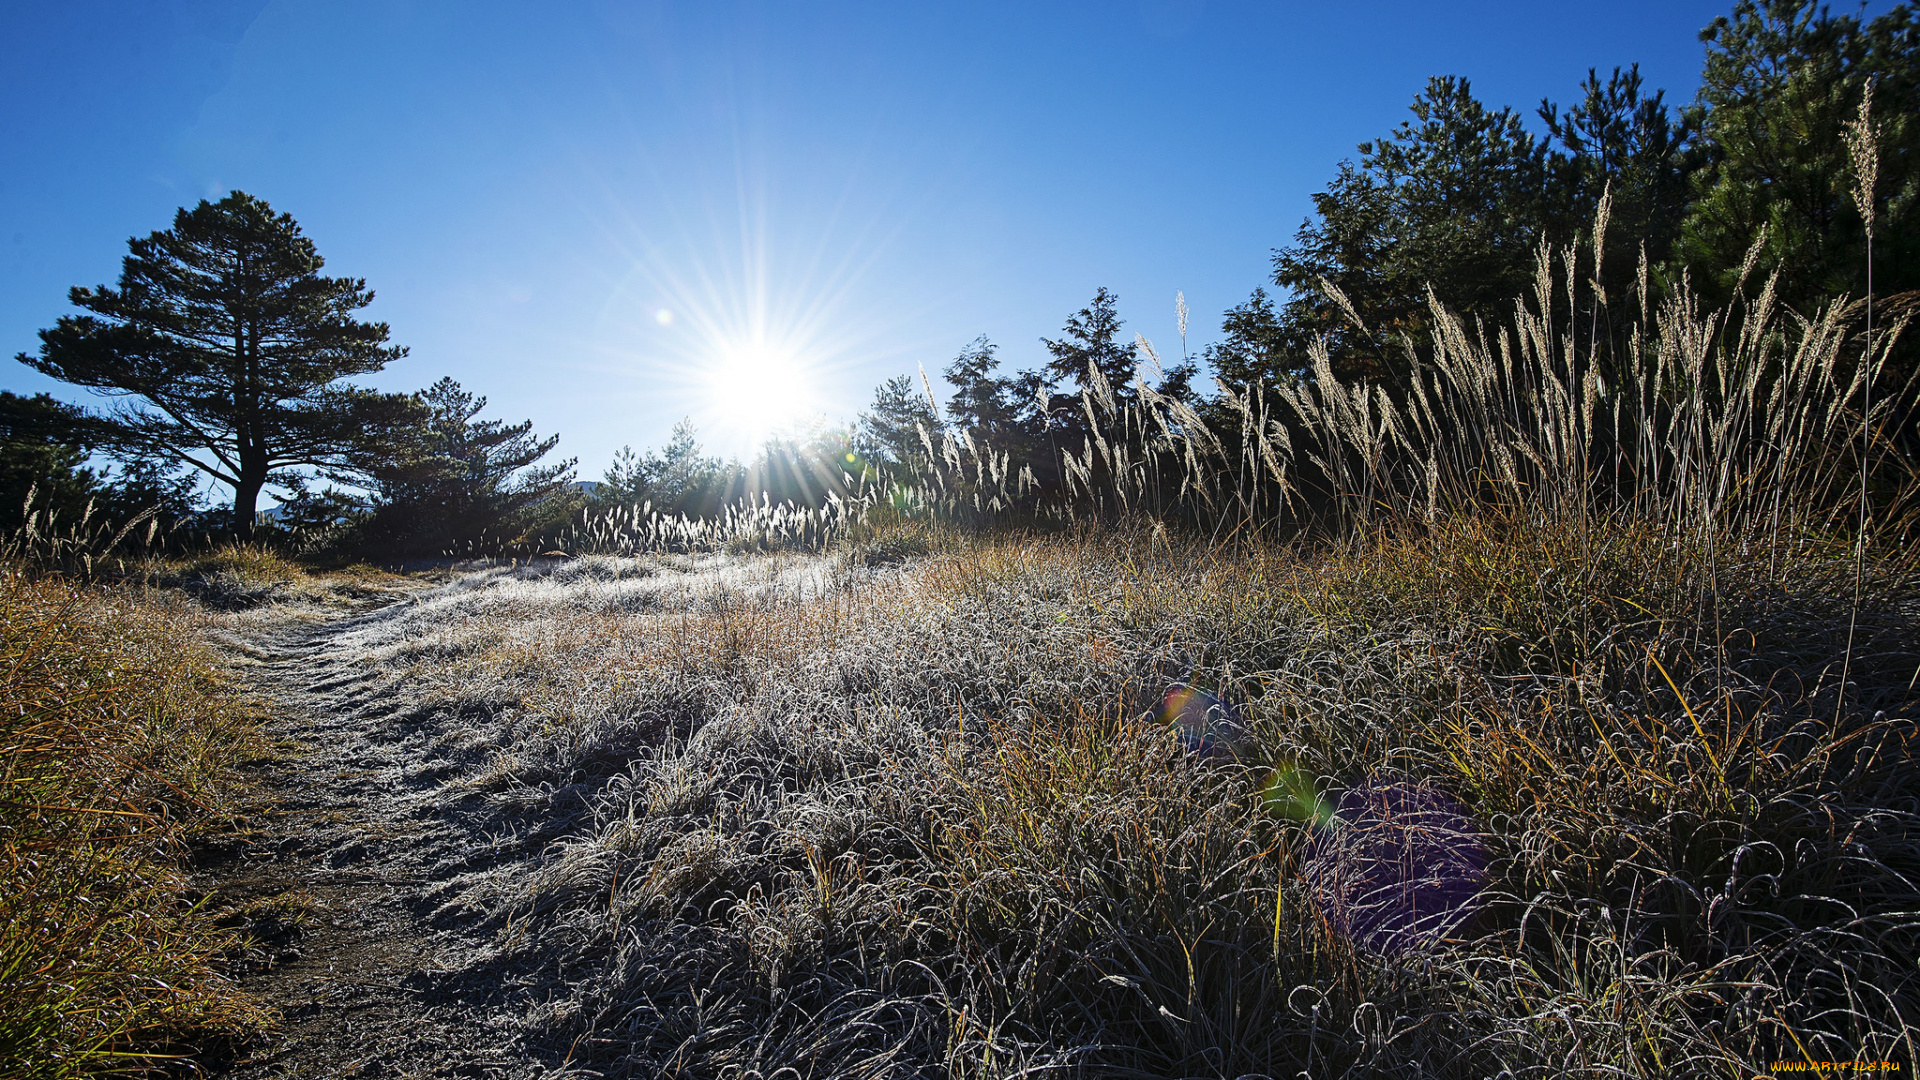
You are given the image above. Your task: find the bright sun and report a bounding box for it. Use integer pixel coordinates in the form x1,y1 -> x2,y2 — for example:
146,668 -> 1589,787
707,342 -> 815,437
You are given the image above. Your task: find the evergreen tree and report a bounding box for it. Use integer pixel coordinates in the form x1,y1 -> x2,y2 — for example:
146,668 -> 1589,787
18,192 -> 412,537
945,338 -> 1012,437
857,375 -> 941,471
1205,288 -> 1296,392
1042,288 -> 1138,411
1040,288 -> 1143,490
1541,66 -> 1698,283
362,377 -> 574,553
596,420 -> 723,517
1676,0 -> 1918,309
646,419 -> 723,515
0,393 -> 102,531
945,336 -> 1059,453
1271,77 -> 1554,382
598,445 -> 652,506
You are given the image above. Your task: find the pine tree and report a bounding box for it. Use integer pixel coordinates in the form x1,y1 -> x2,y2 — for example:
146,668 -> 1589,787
0,393 -> 102,530
1271,77 -> 1553,382
1042,288 -> 1138,410
944,338 -> 1011,438
598,445 -> 652,506
856,375 -> 940,472
363,377 -> 574,553
1205,288 -> 1296,392
596,420 -> 722,517
646,419 -> 722,515
1676,0 -> 1918,309
1540,65 -> 1697,294
18,192 -> 412,537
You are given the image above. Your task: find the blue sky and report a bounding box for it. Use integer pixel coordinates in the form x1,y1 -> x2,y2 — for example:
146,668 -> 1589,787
0,0 -> 1803,478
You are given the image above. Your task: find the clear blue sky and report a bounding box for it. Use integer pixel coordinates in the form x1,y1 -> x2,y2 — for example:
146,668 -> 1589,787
0,0 -> 1813,480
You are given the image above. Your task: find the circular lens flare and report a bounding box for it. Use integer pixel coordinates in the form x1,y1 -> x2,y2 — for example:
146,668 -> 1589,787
1260,764 -> 1335,828
1300,780 -> 1487,954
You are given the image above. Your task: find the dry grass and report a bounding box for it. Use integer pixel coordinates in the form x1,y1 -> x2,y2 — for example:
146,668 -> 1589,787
132,543 -> 416,613
306,506 -> 1916,1076
9,225 -> 1909,1075
0,570 -> 271,1079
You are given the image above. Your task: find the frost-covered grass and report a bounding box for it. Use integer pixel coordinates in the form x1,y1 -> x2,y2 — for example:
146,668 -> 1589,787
318,513 -> 1919,1078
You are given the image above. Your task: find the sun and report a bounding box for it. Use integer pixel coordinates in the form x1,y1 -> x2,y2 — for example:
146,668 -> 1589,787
706,341 -> 817,438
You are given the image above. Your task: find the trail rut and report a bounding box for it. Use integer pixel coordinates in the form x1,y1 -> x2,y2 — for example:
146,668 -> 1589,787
192,596 -> 571,1079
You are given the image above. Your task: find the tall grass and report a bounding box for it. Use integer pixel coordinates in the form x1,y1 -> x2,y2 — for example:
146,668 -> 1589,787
2,488 -> 164,580
537,490 -> 878,558
0,572 -> 267,1078
539,207 -> 1912,577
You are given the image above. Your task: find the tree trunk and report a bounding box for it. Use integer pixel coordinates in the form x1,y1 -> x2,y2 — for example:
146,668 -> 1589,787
233,469 -> 265,540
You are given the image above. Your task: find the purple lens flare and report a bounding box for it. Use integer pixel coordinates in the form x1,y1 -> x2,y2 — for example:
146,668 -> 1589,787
1301,780 -> 1488,953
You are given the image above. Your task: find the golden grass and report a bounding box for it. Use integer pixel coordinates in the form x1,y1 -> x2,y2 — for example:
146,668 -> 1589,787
0,228 -> 1899,1074
134,542 -> 414,611
0,570 -> 269,1079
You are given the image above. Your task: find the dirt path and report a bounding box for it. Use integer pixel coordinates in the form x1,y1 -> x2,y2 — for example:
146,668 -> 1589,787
189,595 -> 566,1079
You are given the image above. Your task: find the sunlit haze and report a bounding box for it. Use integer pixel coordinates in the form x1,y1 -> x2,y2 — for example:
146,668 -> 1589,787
5,0 -> 1885,472
707,343 -> 821,437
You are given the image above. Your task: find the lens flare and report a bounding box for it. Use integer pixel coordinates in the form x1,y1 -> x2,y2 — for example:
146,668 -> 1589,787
1154,683 -> 1247,757
1260,764 -> 1335,828
1299,780 -> 1487,954
582,151 -> 904,460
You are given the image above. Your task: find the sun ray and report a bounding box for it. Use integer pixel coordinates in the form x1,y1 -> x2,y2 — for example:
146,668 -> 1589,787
562,124 -> 950,461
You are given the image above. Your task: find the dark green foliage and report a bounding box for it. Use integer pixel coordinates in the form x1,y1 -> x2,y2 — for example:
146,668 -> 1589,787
596,419 -> 725,517
1541,65 -> 1698,297
944,338 -> 1016,441
1203,287 -> 1296,393
1149,355 -> 1201,404
1259,1 -> 1915,395
1042,287 -> 1138,416
258,474 -> 366,552
98,458 -> 203,531
0,393 -> 102,531
1257,66 -> 1688,388
649,423 -> 726,515
17,191 -> 412,538
598,445 -> 650,505
0,393 -> 205,545
1677,0 -> 1918,310
1040,288 -> 1163,497
944,337 -> 1054,480
1271,77 -> 1557,382
358,377 -> 575,555
855,375 -> 939,471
